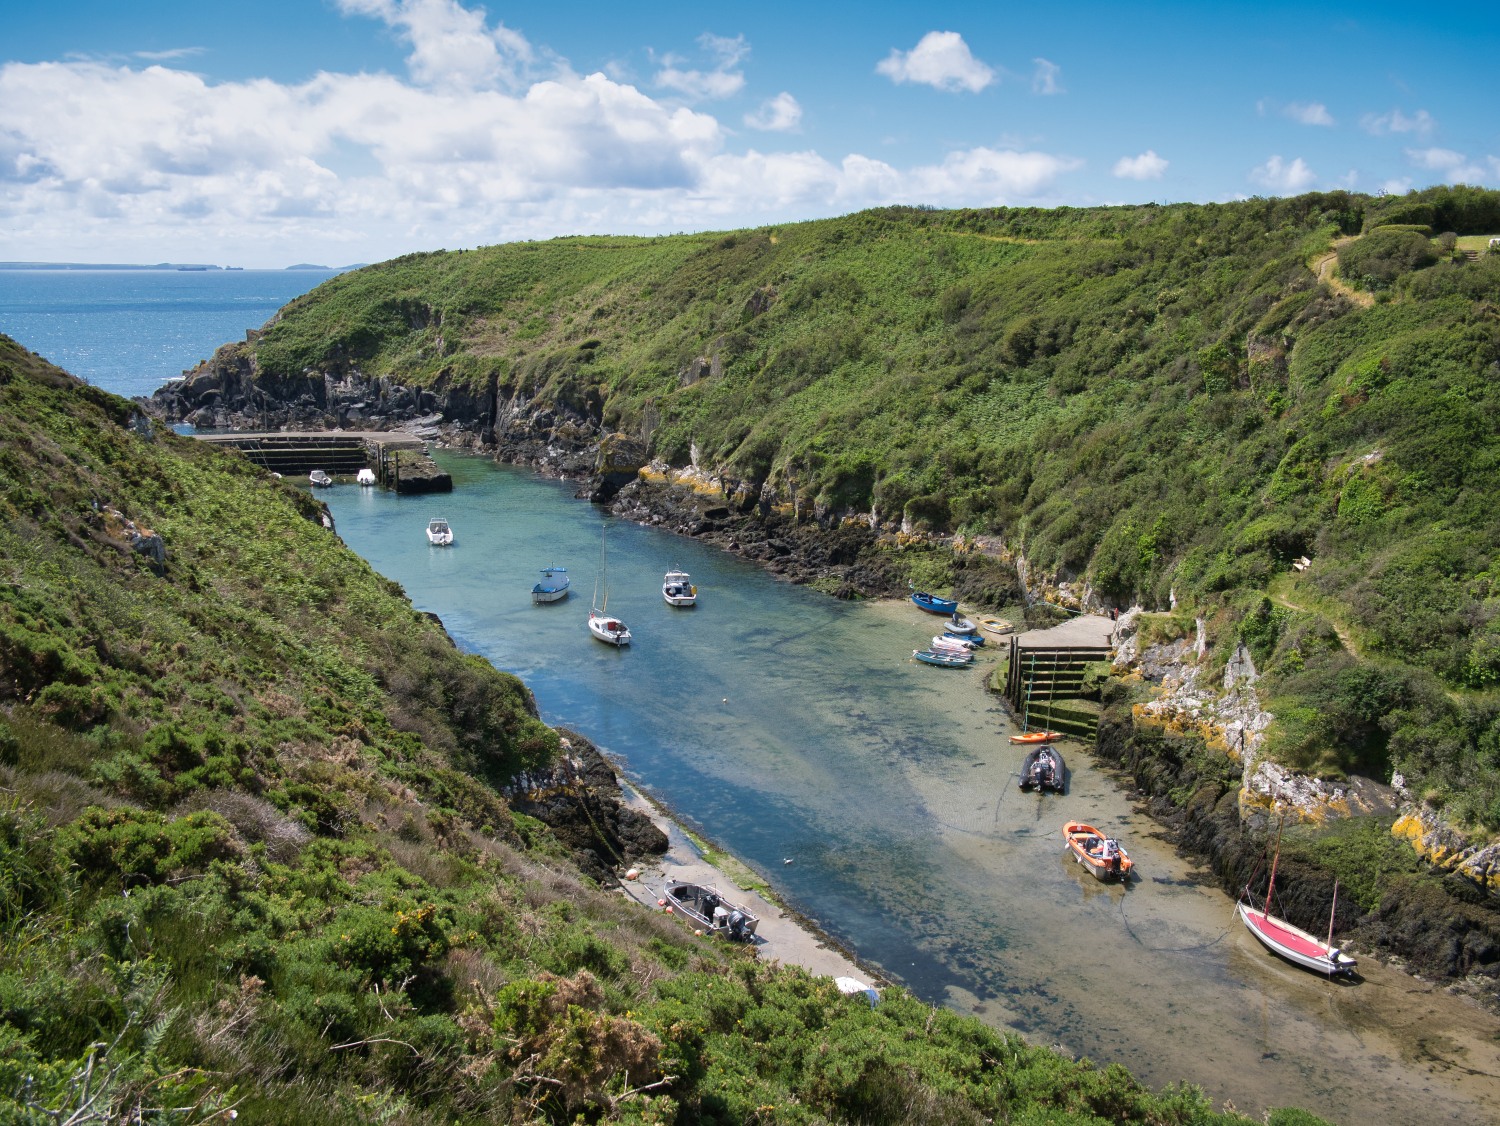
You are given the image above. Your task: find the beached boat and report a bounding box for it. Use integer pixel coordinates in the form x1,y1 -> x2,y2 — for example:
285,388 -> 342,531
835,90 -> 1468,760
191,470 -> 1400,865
942,628 -> 984,646
308,469 -> 333,488
1010,730 -> 1062,745
425,517 -> 454,545
1018,744 -> 1065,791
662,569 -> 697,606
1239,820 -> 1356,977
588,527 -> 631,645
356,468 -> 377,486
531,565 -> 569,603
933,634 -> 980,652
944,614 -> 978,635
911,589 -> 959,615
977,616 -> 1015,636
1063,820 -> 1134,881
663,881 -> 759,941
913,647 -> 973,668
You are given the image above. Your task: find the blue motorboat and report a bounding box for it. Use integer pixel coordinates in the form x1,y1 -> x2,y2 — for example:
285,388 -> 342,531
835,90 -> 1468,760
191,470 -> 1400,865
911,589 -> 959,615
531,565 -> 569,603
943,627 -> 984,646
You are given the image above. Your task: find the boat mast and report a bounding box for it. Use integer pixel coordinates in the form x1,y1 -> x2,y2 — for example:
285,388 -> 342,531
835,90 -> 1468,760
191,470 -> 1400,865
1327,878 -> 1339,950
1264,803 -> 1284,911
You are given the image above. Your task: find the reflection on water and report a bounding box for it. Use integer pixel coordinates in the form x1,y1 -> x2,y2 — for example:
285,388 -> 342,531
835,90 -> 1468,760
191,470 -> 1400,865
321,451 -> 1500,1126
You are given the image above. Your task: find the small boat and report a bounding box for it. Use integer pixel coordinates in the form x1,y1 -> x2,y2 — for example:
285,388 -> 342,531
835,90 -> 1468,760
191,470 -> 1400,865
911,589 -> 959,615
1010,730 -> 1062,745
944,613 -> 978,635
931,635 -> 978,655
308,469 -> 333,488
913,647 -> 973,668
425,517 -> 454,546
977,616 -> 1015,636
1063,821 -> 1134,881
588,526 -> 631,645
1239,817 -> 1357,977
356,468 -> 377,486
942,629 -> 984,647
531,565 -> 569,603
663,881 -> 759,941
662,569 -> 697,606
1018,744 -> 1065,791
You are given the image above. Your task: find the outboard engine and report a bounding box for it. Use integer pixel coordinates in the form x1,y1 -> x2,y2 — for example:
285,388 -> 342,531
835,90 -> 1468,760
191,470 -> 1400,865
727,911 -> 748,940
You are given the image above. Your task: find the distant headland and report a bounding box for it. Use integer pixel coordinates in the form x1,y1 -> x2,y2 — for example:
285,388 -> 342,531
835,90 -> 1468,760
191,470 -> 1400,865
0,261 -> 360,272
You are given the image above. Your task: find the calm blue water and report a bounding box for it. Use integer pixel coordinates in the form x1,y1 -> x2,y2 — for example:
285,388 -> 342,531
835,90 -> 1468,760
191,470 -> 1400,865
0,269 -> 340,399
11,272 -> 1477,1124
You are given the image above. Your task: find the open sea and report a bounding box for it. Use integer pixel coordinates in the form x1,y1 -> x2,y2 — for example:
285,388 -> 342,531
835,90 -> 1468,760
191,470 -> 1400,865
5,268 -> 1498,1126
0,268 -> 341,400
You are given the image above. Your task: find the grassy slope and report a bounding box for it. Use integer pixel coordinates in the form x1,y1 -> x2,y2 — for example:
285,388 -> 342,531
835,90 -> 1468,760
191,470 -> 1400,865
0,338 -> 1300,1123
246,189 -> 1500,831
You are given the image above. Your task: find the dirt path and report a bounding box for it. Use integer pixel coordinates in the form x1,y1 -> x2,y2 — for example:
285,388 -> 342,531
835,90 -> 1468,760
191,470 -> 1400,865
1310,241 -> 1375,307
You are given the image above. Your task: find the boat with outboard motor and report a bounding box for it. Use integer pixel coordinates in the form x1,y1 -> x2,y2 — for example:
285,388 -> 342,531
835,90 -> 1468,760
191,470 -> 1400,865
1063,820 -> 1134,881
309,469 -> 333,488
1018,744 -> 1065,791
913,647 -> 973,668
663,881 -> 759,941
425,517 -> 454,546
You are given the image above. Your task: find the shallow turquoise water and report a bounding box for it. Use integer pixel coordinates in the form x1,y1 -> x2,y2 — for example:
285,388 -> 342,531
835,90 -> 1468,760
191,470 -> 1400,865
319,450 -> 1490,1126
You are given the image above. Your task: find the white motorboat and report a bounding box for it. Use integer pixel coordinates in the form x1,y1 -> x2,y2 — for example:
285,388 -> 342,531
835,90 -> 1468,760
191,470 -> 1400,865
531,565 -> 569,603
308,469 -> 333,487
662,569 -> 697,606
425,517 -> 454,546
356,468 -> 377,486
663,881 -> 759,941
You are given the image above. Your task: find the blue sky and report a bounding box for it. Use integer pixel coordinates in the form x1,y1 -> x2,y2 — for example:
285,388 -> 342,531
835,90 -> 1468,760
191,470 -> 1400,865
2,0 -> 1496,267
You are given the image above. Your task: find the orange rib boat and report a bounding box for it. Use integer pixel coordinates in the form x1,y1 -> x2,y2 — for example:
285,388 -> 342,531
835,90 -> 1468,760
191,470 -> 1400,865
1063,821 -> 1134,882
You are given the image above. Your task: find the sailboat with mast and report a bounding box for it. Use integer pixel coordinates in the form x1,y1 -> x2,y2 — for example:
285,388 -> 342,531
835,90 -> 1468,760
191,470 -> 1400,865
1237,810 -> 1357,977
587,526 -> 631,646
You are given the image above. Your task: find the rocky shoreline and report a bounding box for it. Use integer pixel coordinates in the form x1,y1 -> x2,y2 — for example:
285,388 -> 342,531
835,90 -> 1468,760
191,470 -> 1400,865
144,355 -> 1500,1002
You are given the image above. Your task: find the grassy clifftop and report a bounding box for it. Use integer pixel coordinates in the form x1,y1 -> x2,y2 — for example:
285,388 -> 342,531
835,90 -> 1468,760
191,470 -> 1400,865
241,186 -> 1500,830
0,340 -> 1306,1122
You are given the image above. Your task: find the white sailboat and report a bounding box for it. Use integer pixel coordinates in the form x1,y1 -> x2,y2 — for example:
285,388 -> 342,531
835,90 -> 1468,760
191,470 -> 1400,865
1238,814 -> 1356,977
587,527 -> 631,646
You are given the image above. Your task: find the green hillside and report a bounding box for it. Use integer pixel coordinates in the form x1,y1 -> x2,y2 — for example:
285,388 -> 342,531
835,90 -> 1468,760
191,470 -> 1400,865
0,340 -> 1295,1122
241,187 -> 1500,830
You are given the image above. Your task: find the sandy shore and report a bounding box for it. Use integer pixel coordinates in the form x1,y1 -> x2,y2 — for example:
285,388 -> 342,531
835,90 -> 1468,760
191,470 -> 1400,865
615,782 -> 879,987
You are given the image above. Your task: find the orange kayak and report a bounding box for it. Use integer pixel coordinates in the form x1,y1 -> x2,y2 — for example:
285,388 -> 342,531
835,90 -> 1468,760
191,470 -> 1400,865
1063,821 -> 1133,882
1009,730 -> 1060,744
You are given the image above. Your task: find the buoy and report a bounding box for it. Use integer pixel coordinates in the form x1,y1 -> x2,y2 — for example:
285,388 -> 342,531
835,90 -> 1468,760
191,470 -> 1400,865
625,868 -> 639,880
694,929 -> 705,937
657,898 -> 666,906
664,906 -> 673,914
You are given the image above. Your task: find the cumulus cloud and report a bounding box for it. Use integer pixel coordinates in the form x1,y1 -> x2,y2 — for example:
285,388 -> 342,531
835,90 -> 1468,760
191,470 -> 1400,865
653,32 -> 748,101
1360,108 -> 1434,137
337,0 -> 537,91
1284,101 -> 1333,126
1113,150 -> 1167,180
876,31 -> 995,93
1250,155 -> 1316,193
745,92 -> 801,132
1031,58 -> 1063,95
1405,146 -> 1495,184
0,2 -> 1086,265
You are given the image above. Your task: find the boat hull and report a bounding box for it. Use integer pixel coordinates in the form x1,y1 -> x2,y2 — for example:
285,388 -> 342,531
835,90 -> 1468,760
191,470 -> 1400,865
588,613 -> 631,645
1010,730 -> 1061,745
662,571 -> 697,606
532,586 -> 569,603
911,591 -> 959,615
1018,745 -> 1065,791
1237,902 -> 1357,977
1063,821 -> 1133,881
913,648 -> 972,667
663,882 -> 759,941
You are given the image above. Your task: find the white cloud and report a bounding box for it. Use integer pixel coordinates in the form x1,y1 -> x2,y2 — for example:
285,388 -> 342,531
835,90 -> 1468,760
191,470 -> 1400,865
1031,58 -> 1063,95
876,31 -> 995,94
1405,146 -> 1493,183
1379,177 -> 1412,195
1360,108 -> 1434,137
745,92 -> 801,132
1249,155 -> 1317,193
653,32 -> 748,101
337,0 -> 538,92
1284,101 -> 1333,126
1113,150 -> 1167,180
